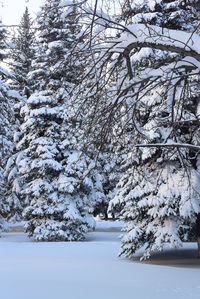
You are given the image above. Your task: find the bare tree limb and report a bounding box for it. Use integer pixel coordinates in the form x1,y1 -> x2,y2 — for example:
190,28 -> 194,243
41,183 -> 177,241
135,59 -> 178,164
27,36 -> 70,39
135,143 -> 200,151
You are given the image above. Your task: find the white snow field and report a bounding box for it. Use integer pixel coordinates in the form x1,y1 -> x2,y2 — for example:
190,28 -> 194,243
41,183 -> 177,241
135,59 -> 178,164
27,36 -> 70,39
1,221 -> 200,299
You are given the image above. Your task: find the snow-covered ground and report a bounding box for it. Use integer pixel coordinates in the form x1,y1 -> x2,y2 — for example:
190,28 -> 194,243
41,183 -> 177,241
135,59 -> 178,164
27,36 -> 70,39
1,223 -> 200,299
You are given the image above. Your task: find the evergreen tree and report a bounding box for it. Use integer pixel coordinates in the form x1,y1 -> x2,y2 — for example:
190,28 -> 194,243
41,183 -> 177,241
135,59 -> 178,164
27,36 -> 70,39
75,0 -> 200,256
87,150 -> 121,220
10,7 -> 34,96
29,0 -> 81,92
4,8 -> 35,222
71,11 -> 123,220
107,0 -> 200,258
17,91 -> 91,241
0,21 -> 15,225
18,0 -> 94,240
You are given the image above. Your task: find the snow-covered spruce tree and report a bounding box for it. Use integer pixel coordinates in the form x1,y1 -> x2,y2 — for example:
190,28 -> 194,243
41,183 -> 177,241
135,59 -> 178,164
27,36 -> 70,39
71,6 -> 124,220
17,0 -> 94,240
3,8 -> 35,222
9,7 -> 34,96
77,0 -> 200,257
0,21 -> 15,225
81,151 -> 113,220
0,23 -> 12,166
17,91 -> 91,241
31,0 -> 115,223
3,86 -> 27,222
118,0 -> 200,28
29,0 -> 82,93
3,87 -> 24,223
63,96 -> 118,221
111,0 -> 200,259
0,73 -> 14,225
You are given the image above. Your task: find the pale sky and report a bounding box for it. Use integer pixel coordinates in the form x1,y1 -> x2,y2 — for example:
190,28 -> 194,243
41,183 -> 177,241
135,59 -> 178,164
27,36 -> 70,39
0,0 -> 42,25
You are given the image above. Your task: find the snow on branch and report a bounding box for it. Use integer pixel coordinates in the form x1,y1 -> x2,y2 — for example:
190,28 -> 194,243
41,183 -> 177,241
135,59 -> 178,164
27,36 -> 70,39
135,143 -> 200,151
102,24 -> 200,62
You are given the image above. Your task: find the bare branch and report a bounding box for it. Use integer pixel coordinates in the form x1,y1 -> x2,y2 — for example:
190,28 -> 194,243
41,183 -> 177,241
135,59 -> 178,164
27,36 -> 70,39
135,143 -> 200,151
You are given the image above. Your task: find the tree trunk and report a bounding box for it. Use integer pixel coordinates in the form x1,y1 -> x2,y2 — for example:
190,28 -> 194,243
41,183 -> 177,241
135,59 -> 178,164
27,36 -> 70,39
104,210 -> 108,220
196,213 -> 200,258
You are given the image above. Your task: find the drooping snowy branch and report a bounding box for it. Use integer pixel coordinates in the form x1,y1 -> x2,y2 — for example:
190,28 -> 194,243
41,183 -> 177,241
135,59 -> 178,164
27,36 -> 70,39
135,143 -> 200,152
102,24 -> 200,63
